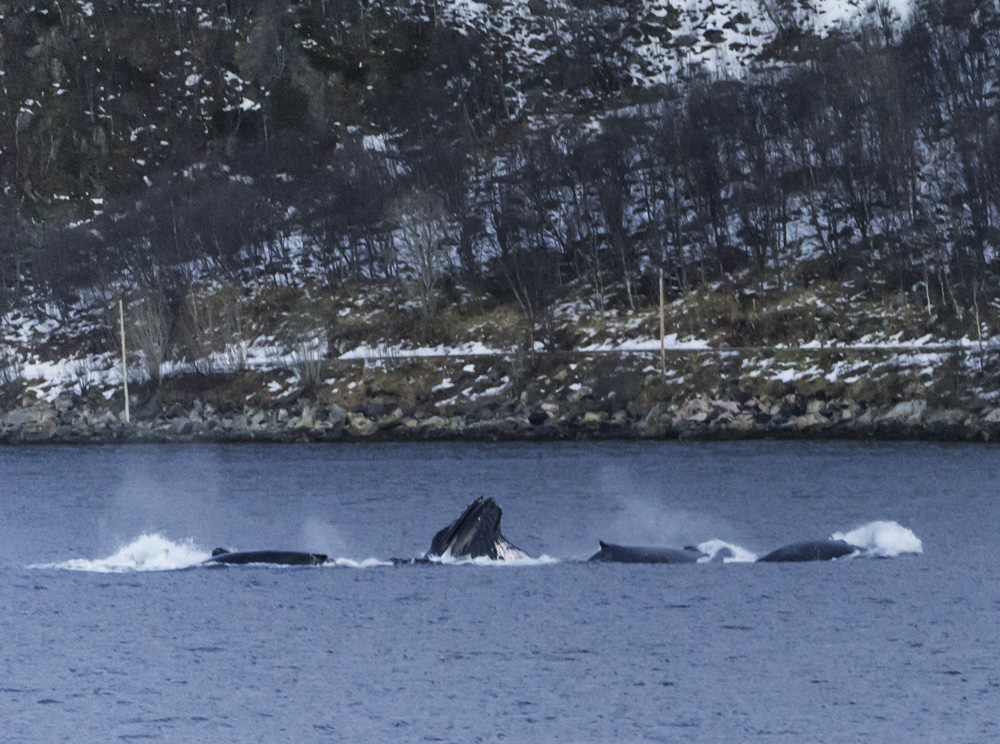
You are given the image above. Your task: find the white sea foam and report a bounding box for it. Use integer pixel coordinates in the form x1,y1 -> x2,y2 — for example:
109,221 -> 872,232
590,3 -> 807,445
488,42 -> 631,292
433,536 -> 537,564
697,539 -> 758,563
429,552 -> 559,567
332,557 -> 393,568
832,520 -> 923,557
470,554 -> 558,567
36,533 -> 211,572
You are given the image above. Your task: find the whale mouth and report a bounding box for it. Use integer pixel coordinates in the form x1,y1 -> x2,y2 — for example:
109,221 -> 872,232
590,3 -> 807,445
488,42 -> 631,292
428,497 -> 528,561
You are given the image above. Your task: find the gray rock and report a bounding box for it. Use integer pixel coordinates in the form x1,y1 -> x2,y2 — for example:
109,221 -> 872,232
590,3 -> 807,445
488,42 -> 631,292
712,410 -> 735,427
788,412 -> 830,430
728,412 -> 756,432
925,408 -> 967,426
643,402 -> 665,426
348,412 -> 376,436
326,404 -> 348,428
805,399 -> 826,415
376,409 -> 404,430
3,406 -> 49,429
299,405 -> 315,426
169,419 -> 195,436
21,425 -> 56,442
713,400 -> 741,415
880,400 -> 926,424
678,398 -> 711,419
850,408 -> 877,429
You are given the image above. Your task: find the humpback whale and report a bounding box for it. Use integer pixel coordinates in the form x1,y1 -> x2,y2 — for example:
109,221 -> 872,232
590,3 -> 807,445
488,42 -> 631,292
587,537 -> 855,564
588,541 -> 705,564
757,539 -> 857,563
426,497 -> 528,561
206,548 -> 328,566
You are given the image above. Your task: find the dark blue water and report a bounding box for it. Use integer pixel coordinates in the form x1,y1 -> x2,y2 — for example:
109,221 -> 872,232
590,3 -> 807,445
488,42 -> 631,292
1,442 -> 998,743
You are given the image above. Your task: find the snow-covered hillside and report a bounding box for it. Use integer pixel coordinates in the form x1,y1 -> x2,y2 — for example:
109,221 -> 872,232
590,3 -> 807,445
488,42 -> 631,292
1,0 -> 915,214
5,0 -> 1000,443
439,0 -> 912,89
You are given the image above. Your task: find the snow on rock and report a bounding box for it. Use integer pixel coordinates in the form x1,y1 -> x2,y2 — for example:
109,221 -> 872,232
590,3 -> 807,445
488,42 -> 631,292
436,0 -> 915,94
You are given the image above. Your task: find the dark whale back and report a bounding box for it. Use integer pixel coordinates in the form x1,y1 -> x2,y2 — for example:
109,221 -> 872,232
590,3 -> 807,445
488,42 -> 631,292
588,541 -> 704,564
757,539 -> 856,563
207,549 -> 328,566
427,497 -> 526,560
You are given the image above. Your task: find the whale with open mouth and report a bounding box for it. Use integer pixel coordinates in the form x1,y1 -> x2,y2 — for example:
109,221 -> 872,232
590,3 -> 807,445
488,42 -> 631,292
425,497 -> 528,561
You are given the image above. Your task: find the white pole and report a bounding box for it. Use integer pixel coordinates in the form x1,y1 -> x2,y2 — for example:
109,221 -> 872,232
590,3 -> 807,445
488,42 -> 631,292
119,299 -> 130,424
659,268 -> 666,376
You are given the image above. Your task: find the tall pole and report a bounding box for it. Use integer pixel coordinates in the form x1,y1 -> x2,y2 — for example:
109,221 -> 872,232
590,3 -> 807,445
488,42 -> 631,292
659,268 -> 666,376
119,299 -> 130,424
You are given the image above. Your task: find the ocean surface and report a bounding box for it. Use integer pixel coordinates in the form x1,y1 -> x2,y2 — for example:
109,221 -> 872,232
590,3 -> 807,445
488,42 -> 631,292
1,441 -> 997,743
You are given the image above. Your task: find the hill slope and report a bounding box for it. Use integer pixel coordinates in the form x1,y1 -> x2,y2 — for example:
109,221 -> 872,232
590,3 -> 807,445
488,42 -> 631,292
3,0 -> 1000,442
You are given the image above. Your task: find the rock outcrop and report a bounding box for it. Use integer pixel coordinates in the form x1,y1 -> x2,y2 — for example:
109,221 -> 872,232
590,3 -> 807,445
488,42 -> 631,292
2,391 -> 997,444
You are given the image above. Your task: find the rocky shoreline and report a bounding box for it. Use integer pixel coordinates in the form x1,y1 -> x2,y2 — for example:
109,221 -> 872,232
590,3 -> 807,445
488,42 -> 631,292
3,393 -> 999,444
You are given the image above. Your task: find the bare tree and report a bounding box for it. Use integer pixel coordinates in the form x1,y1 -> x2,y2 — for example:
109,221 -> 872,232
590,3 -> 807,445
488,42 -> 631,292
730,79 -> 791,289
127,292 -> 173,386
0,342 -> 24,393
391,190 -> 452,334
178,284 -> 255,374
579,116 -> 641,310
0,196 -> 33,314
483,148 -> 560,331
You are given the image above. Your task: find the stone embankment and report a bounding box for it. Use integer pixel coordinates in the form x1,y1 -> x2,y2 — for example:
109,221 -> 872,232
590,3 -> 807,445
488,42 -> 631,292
2,393 -> 999,443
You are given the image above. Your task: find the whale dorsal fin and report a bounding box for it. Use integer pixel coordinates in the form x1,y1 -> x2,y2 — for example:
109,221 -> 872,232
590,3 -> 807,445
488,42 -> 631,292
599,541 -> 609,549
